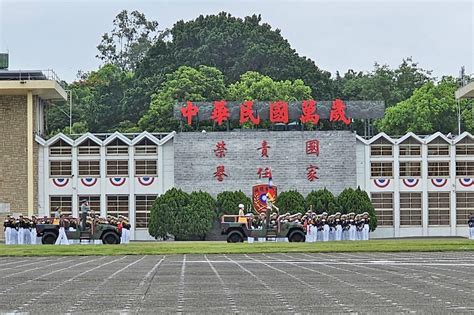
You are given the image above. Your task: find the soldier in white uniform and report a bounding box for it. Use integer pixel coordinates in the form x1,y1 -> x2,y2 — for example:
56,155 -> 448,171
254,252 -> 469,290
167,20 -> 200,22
348,213 -> 356,241
3,215 -> 12,245
55,214 -> 69,245
30,216 -> 37,245
322,212 -> 329,242
469,213 -> 474,240
335,212 -> 342,241
362,212 -> 370,241
17,215 -> 25,245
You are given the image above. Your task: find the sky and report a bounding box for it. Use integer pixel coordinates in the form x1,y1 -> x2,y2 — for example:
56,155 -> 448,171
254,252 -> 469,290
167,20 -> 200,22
0,0 -> 473,83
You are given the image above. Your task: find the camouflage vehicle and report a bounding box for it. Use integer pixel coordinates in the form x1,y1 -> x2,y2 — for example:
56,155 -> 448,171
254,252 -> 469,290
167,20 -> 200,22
220,215 -> 306,243
36,220 -> 121,244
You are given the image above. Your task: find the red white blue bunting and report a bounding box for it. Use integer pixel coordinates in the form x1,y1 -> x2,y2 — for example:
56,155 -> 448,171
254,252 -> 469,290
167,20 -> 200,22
81,177 -> 98,187
459,178 -> 474,187
109,177 -> 126,186
402,178 -> 419,188
373,179 -> 390,188
138,177 -> 155,186
52,178 -> 69,187
431,178 -> 447,188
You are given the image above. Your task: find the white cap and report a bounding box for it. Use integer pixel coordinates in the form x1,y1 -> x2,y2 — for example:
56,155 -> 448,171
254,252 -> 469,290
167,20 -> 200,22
238,204 -> 244,209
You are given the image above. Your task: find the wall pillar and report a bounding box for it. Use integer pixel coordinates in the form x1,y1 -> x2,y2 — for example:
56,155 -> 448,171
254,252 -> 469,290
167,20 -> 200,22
27,91 -> 34,217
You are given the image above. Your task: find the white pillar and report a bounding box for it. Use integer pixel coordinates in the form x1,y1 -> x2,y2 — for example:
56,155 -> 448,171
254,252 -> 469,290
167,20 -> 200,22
421,142 -> 429,236
100,144 -> 107,217
71,145 -> 78,217
158,145 -> 165,195
393,143 -> 400,238
44,145 -> 50,216
449,143 -> 457,236
129,145 -> 135,240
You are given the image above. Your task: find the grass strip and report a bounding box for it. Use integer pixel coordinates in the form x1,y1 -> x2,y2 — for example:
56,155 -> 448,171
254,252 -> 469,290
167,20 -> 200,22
0,239 -> 473,256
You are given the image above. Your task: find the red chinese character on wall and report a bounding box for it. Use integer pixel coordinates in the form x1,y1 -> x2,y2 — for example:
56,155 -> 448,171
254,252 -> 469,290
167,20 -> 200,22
329,99 -> 351,125
180,101 -> 199,126
306,164 -> 319,182
214,165 -> 228,182
239,100 -> 260,125
269,101 -> 289,124
210,100 -> 230,126
257,167 -> 272,179
214,141 -> 227,158
300,100 -> 320,124
305,139 -> 320,156
258,140 -> 270,158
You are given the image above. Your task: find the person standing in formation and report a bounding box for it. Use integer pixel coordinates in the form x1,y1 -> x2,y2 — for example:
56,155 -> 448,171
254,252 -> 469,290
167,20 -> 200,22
3,215 -> 12,245
469,213 -> 474,240
30,216 -> 37,245
17,215 -> 25,245
55,214 -> 69,245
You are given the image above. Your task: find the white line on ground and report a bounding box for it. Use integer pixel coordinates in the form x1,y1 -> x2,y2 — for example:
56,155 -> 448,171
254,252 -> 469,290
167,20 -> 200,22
304,252 -> 463,311
65,255 -> 146,314
205,254 -> 239,314
223,254 -> 296,313
276,253 -> 415,313
123,256 -> 166,313
176,254 -> 186,314
12,256 -> 118,313
245,254 -> 354,313
0,256 -> 97,297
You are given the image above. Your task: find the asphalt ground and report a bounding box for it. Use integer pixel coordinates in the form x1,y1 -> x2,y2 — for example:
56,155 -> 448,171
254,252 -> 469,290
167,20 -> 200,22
0,252 -> 473,314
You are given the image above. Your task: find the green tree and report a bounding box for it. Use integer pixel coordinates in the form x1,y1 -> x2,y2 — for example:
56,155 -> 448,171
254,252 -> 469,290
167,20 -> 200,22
305,188 -> 338,214
227,71 -> 312,101
275,190 -> 306,215
122,12 -> 333,124
148,188 -> 215,240
97,10 -> 160,71
148,188 -> 190,239
337,187 -> 377,231
216,190 -> 251,216
335,58 -> 432,107
45,64 -> 133,134
376,77 -> 473,135
138,65 -> 227,132
187,191 -> 216,239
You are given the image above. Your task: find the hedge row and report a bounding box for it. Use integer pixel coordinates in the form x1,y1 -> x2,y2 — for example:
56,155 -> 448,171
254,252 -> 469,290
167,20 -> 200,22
148,187 -> 377,240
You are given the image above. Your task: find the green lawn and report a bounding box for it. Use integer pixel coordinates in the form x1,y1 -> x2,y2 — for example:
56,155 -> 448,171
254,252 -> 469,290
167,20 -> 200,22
0,239 -> 473,256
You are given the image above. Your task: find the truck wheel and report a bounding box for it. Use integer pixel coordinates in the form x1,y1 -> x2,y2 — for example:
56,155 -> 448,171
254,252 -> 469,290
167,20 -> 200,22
42,232 -> 57,245
227,231 -> 244,243
288,230 -> 305,242
102,232 -> 120,244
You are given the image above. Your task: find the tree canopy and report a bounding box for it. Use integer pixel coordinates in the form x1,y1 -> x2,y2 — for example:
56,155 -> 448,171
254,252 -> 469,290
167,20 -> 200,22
97,10 -> 160,71
44,10 -> 461,139
376,77 -> 473,135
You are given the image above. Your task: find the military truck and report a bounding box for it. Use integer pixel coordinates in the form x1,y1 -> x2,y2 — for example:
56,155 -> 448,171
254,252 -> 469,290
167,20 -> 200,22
36,220 -> 121,244
221,215 -> 306,243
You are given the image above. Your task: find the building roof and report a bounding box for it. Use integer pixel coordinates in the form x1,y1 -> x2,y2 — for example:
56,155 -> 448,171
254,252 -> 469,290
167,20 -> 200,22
455,81 -> 474,99
0,70 -> 66,100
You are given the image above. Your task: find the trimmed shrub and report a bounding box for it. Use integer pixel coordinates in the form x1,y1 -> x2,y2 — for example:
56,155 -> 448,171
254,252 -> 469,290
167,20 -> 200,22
148,188 -> 216,240
216,190 -> 252,216
337,187 -> 378,231
275,190 -> 306,214
305,188 -> 339,214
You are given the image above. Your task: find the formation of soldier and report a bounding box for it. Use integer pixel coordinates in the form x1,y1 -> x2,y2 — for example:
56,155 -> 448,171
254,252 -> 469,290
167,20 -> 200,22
302,212 -> 370,242
3,215 -> 40,245
3,210 -> 131,245
245,209 -> 371,241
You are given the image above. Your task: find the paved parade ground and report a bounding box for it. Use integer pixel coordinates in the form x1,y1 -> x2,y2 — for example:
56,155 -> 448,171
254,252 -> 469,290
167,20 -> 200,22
0,252 -> 473,313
